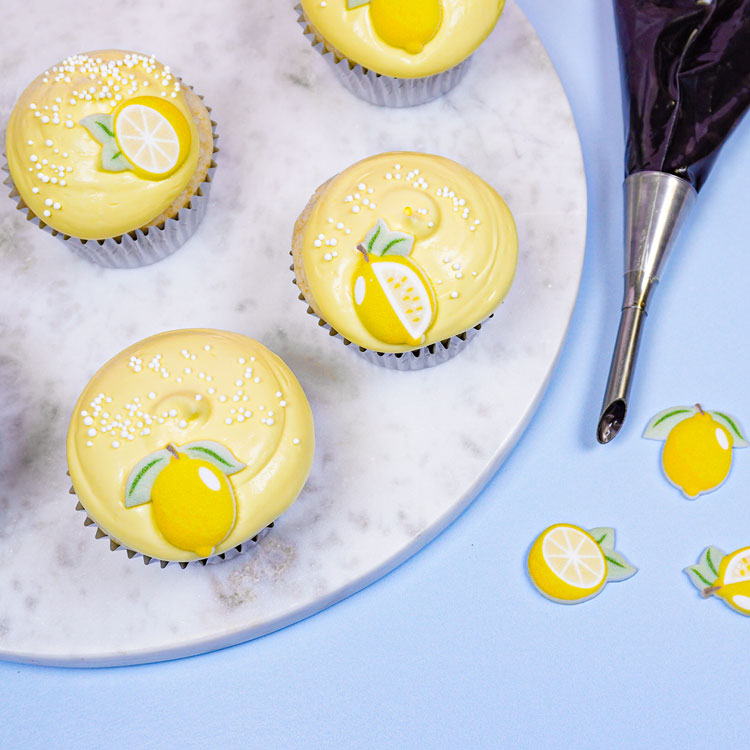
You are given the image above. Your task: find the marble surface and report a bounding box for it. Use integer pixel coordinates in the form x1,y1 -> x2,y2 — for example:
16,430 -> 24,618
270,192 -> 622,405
0,0 -> 585,666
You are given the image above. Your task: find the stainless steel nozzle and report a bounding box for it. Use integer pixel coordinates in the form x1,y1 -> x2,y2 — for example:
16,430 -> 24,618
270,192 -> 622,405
597,171 -> 697,444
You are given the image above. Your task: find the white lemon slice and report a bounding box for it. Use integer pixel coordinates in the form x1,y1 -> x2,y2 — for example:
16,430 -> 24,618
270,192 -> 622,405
542,525 -> 606,588
113,96 -> 191,180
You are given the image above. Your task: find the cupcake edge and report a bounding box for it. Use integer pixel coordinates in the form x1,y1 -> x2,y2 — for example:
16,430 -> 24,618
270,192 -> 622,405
291,178 -> 493,370
295,3 -> 471,108
68,473 -> 274,568
2,89 -> 219,269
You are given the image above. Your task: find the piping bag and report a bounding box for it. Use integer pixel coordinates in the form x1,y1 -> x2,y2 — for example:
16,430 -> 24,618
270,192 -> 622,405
597,0 -> 750,443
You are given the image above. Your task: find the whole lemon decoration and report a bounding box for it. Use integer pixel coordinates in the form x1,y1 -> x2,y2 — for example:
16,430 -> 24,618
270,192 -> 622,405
368,0 -> 443,54
124,440 -> 246,559
686,546 -> 750,616
527,524 -> 637,605
150,449 -> 236,558
644,405 -> 747,499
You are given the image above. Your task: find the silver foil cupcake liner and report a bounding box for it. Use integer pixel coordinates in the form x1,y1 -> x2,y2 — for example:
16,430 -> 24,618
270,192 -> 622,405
68,475 -> 272,568
2,97 -> 218,269
296,4 -> 470,107
290,256 -> 491,370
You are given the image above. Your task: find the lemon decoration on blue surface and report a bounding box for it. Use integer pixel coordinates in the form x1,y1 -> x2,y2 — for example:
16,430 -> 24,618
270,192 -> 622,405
686,546 -> 750,616
527,524 -> 637,604
644,405 -> 747,499
125,441 -> 246,558
347,0 -> 443,54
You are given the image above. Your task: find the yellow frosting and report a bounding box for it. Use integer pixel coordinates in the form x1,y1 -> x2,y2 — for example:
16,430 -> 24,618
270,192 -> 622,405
297,152 -> 518,352
67,330 -> 315,562
300,0 -> 505,78
5,51 -> 201,240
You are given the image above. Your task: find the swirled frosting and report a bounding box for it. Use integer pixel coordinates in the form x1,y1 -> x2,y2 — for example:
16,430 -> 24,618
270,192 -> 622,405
67,330 -> 314,562
295,152 -> 518,352
5,50 -> 202,240
300,0 -> 505,79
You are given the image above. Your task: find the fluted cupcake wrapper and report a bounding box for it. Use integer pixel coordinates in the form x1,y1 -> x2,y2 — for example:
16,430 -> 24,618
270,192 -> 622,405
295,4 -> 471,108
3,96 -> 218,269
67,473 -> 272,569
289,255 -> 491,370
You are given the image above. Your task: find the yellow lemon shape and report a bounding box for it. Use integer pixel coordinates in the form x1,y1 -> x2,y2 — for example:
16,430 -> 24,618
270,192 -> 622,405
150,456 -> 236,558
662,412 -> 733,498
716,547 -> 750,614
527,524 -> 606,603
369,0 -> 443,54
112,96 -> 191,180
353,255 -> 437,347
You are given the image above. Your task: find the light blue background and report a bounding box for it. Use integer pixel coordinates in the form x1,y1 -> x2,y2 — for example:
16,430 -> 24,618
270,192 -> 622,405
3,2 -> 749,747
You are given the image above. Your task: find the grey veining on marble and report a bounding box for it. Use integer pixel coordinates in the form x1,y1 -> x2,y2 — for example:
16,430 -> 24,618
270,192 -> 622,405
0,0 -> 586,666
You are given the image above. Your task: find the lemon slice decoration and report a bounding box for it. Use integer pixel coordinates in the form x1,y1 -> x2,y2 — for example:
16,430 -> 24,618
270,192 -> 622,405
685,546 -> 750,616
352,219 -> 437,347
346,0 -> 443,55
124,440 -> 246,558
80,95 -> 191,180
527,524 -> 637,604
644,404 -> 747,499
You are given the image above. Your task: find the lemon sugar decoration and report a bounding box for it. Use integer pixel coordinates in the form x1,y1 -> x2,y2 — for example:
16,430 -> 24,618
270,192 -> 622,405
80,96 -> 191,180
685,547 -> 750,616
346,0 -> 443,55
644,405 -> 747,499
527,524 -> 637,604
125,441 -> 245,558
353,219 -> 437,346
66,330 -> 314,565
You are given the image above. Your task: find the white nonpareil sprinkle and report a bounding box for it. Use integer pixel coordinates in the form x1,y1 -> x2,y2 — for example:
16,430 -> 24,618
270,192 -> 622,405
450,291 -> 459,299
293,438 -> 301,445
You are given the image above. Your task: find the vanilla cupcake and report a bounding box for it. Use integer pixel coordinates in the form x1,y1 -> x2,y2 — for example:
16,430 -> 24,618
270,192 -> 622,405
292,152 -> 518,368
67,330 -> 314,566
4,51 -> 217,268
297,0 -> 505,106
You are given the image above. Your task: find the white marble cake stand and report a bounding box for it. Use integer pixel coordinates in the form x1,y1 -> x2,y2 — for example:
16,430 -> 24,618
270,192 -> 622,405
0,0 -> 585,666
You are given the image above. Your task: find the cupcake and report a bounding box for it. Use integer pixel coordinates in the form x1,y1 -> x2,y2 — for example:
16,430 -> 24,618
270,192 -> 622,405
4,50 -> 217,268
292,152 -> 518,368
67,329 -> 314,566
296,0 -> 505,106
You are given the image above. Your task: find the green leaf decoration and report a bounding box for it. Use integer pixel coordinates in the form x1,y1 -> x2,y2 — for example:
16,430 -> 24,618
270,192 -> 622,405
604,549 -> 638,582
80,113 -> 133,173
363,219 -> 414,258
684,546 -> 726,591
80,114 -> 116,144
347,0 -> 371,8
181,441 -> 246,475
643,405 -> 698,440
708,411 -> 749,448
124,450 -> 171,508
588,527 -> 615,551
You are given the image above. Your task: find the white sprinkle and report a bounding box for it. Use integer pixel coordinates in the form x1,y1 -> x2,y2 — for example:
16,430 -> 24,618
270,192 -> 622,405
86,441 -> 93,447
195,394 -> 202,401
208,387 -> 216,395
83,416 -> 94,426
168,409 -> 178,417
293,438 -> 301,445
235,379 -> 243,387
452,262 -> 461,270
225,417 -> 233,425
219,395 -> 227,402
112,441 -> 120,449
148,391 -> 156,399
204,345 -> 211,351
238,357 -> 246,364
43,210 -> 51,217
267,418 -> 275,426
45,139 -> 53,147
352,206 -> 360,213
253,376 -> 261,383
336,222 -> 344,230
324,253 -> 332,261
450,291 -> 459,299
65,121 -> 74,128
30,155 -> 38,163
178,419 -> 187,429
456,272 -> 464,279
31,187 -> 39,194
44,198 -> 53,207
53,202 -> 61,210
184,367 -> 191,374
87,428 -> 97,437
280,400 -> 287,407
313,239 -> 322,248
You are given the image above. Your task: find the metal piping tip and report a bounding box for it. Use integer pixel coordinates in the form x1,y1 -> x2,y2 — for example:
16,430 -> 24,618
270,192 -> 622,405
597,171 -> 696,444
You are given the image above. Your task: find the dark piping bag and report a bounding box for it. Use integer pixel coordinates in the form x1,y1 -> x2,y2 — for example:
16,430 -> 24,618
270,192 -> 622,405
598,0 -> 750,444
